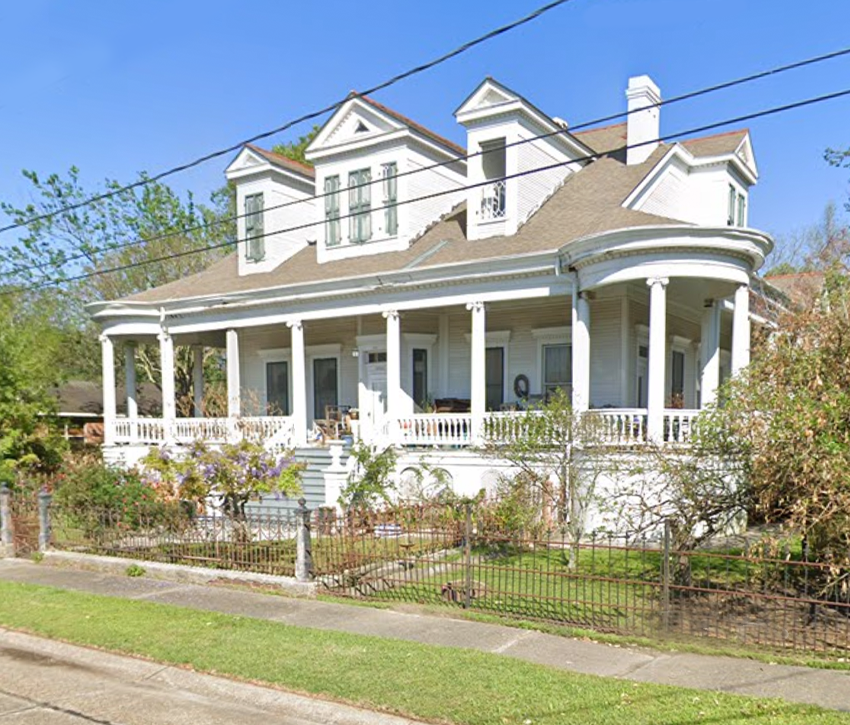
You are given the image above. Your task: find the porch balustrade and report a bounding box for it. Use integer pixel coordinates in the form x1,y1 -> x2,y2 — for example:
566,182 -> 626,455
109,416 -> 295,449
391,413 -> 474,446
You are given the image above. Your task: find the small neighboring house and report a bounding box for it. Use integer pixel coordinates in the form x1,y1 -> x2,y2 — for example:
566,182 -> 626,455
53,381 -> 162,446
87,75 -> 772,510
762,271 -> 826,308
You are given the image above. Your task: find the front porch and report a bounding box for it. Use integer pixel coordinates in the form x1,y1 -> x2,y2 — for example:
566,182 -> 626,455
100,276 -> 750,456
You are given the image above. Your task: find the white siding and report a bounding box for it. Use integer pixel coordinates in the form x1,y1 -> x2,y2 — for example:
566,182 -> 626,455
516,133 -> 572,226
637,159 -> 689,221
588,299 -> 623,407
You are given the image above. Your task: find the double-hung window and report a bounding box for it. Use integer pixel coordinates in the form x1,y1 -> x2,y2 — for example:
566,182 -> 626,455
325,175 -> 341,247
349,168 -> 372,243
245,193 -> 265,262
727,184 -> 747,227
382,162 -> 398,236
736,193 -> 746,226
543,343 -> 572,399
727,185 -> 736,227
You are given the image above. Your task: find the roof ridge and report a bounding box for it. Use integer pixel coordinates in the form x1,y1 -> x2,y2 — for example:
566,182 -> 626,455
681,127 -> 749,143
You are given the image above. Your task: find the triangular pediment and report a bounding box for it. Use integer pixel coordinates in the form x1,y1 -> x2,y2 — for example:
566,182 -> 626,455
454,78 -> 522,118
307,97 -> 405,157
225,147 -> 268,175
735,133 -> 758,177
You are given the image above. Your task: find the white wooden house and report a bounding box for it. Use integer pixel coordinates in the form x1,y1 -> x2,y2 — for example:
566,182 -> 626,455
88,75 -> 772,508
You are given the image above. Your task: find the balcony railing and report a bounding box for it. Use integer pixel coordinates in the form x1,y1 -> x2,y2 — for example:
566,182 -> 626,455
480,180 -> 506,220
109,416 -> 295,450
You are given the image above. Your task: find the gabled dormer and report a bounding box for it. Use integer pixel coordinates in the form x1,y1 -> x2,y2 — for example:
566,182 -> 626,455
455,78 -> 594,241
225,145 -> 315,276
306,93 -> 466,263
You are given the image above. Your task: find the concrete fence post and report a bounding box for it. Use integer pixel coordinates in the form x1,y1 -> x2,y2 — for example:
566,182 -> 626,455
295,497 -> 314,582
0,484 -> 14,556
38,487 -> 52,553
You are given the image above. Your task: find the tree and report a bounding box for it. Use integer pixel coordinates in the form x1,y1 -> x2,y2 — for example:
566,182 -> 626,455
0,169 -> 236,391
764,202 -> 846,276
271,125 -> 321,166
479,389 -> 610,568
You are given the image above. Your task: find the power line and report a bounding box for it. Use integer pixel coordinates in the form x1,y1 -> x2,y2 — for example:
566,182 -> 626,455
0,0 -> 578,237
8,83 -> 849,299
6,42 -> 850,280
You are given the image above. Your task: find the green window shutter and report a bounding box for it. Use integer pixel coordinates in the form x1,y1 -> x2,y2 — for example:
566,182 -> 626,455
245,193 -> 265,262
383,162 -> 398,236
348,168 -> 372,243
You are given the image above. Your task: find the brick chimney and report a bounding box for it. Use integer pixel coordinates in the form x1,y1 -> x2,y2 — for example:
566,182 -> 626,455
626,75 -> 661,165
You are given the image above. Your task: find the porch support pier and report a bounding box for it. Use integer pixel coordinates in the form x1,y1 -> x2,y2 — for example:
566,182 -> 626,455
700,300 -> 721,407
288,320 -> 307,447
226,328 -> 240,418
384,310 -> 401,420
467,301 -> 486,440
646,277 -> 668,442
571,286 -> 591,412
731,283 -> 750,375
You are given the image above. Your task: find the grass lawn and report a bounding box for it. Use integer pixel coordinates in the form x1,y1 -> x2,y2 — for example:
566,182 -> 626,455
0,580 -> 847,725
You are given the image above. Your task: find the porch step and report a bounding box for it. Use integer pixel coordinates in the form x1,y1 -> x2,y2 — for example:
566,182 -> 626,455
245,446 -> 350,514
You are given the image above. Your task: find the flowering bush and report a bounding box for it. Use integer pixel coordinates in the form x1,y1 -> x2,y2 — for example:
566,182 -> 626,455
140,439 -> 303,519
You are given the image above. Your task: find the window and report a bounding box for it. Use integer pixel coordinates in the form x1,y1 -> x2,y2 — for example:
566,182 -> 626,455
382,162 -> 398,236
727,185 -> 736,227
737,193 -> 746,226
670,350 -> 685,406
543,343 -> 571,398
313,358 -> 338,420
265,361 -> 289,415
245,193 -> 264,261
412,348 -> 428,408
325,175 -> 341,247
349,168 -> 372,243
485,347 -> 504,411
367,352 -> 387,363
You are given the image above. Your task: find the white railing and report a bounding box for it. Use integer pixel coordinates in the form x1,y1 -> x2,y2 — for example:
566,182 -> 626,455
393,413 -> 474,446
592,409 -> 648,446
482,411 -> 542,442
663,409 -> 700,444
480,180 -> 506,220
108,415 -> 295,450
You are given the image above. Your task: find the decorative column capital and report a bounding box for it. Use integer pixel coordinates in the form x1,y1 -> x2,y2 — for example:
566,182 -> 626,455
646,276 -> 669,289
286,319 -> 303,331
465,301 -> 485,313
99,333 -> 112,346
157,330 -> 171,343
382,309 -> 400,321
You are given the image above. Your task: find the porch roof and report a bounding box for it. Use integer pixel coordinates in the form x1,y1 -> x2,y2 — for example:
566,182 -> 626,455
123,144 -> 684,305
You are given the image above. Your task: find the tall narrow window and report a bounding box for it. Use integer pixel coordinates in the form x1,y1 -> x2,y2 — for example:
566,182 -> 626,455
382,162 -> 398,236
325,175 -> 341,247
727,185 -> 736,227
736,193 -> 746,227
412,348 -> 427,409
485,347 -> 504,411
543,344 -> 571,399
670,350 -> 685,406
245,193 -> 264,261
349,168 -> 372,243
266,361 -> 289,416
313,358 -> 338,420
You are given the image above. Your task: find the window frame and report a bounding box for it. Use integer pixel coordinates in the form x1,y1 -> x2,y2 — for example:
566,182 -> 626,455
382,162 -> 398,237
324,175 -> 341,247
244,193 -> 265,262
412,348 -> 428,409
541,342 -> 572,399
348,168 -> 372,243
265,360 -> 290,416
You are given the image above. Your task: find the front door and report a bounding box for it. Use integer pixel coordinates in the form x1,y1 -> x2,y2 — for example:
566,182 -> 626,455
363,353 -> 388,434
313,357 -> 338,420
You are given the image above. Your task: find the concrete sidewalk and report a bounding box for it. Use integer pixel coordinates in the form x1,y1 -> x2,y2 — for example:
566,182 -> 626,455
0,628 -> 421,725
0,558 -> 848,712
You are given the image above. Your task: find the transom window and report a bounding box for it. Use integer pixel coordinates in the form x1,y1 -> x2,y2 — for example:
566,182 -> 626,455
325,175 -> 341,247
543,343 -> 572,398
349,168 -> 372,243
245,193 -> 264,262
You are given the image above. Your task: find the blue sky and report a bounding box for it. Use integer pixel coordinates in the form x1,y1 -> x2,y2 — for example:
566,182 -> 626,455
1,0 -> 849,254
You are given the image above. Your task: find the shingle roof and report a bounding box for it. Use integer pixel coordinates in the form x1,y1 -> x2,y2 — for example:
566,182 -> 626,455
763,271 -> 825,306
126,144 -> 680,304
681,129 -> 748,158
244,144 -> 316,178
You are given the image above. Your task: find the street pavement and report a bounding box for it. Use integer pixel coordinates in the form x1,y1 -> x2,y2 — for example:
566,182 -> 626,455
0,558 -> 848,712
0,628 -> 421,725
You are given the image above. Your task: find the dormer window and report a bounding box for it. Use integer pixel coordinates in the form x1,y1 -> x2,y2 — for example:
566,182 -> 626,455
325,175 -> 341,247
245,193 -> 265,262
727,184 -> 747,227
382,162 -> 398,236
480,139 -> 506,221
349,168 -> 372,243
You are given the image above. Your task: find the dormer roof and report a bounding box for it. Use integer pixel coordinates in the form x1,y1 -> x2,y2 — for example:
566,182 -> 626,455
225,143 -> 315,181
306,92 -> 465,161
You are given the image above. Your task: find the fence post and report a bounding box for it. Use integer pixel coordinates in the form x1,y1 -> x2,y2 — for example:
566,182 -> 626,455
661,519 -> 671,634
295,497 -> 314,582
0,485 -> 14,557
463,501 -> 473,609
38,487 -> 52,553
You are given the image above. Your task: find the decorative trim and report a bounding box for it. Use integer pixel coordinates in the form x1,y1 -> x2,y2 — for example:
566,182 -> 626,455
531,325 -> 570,340
463,330 -> 511,345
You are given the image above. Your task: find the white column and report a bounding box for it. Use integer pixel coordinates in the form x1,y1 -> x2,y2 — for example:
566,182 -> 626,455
571,286 -> 591,412
646,277 -> 669,442
288,320 -> 307,447
159,331 -> 176,424
731,284 -> 751,375
467,301 -> 486,439
384,310 -> 401,421
226,328 -> 240,418
101,335 -> 116,445
192,346 -> 204,417
699,301 -> 721,408
124,342 -> 138,420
